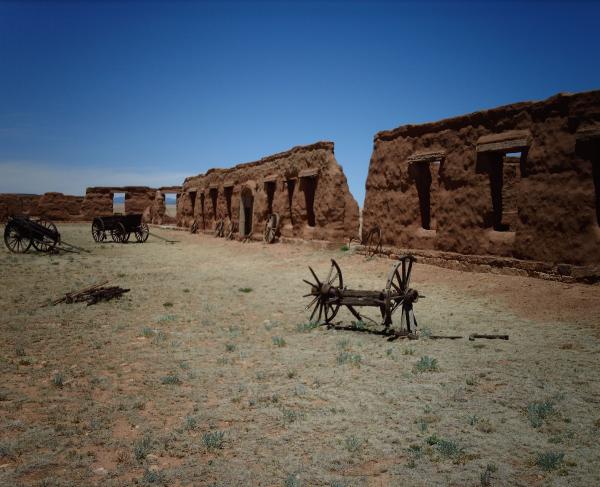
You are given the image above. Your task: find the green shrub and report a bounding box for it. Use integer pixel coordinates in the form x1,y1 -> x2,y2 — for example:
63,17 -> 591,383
272,336 -> 286,347
202,430 -> 225,450
133,434 -> 153,461
160,374 -> 181,385
296,321 -> 319,333
527,400 -> 555,428
337,351 -> 361,366
414,356 -> 439,373
536,451 -> 564,471
436,439 -> 463,458
344,435 -> 363,453
52,372 -> 64,388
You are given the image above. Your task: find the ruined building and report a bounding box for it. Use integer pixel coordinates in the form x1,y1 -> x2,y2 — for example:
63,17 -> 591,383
0,193 -> 85,222
81,186 -> 181,224
363,90 -> 600,265
179,141 -> 359,242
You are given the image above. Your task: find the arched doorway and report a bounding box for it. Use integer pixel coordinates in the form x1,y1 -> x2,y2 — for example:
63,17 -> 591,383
239,187 -> 254,237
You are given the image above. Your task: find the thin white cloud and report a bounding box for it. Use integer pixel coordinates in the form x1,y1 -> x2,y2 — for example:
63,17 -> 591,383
0,161 -> 189,195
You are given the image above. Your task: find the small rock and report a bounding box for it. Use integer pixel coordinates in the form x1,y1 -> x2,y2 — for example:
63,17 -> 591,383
148,465 -> 160,472
93,467 -> 108,476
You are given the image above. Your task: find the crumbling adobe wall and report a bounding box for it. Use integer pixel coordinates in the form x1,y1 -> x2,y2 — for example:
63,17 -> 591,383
363,90 -> 600,265
82,187 -> 158,220
36,193 -> 85,220
147,186 -> 181,225
0,194 -> 41,221
0,193 -> 85,221
180,141 -> 359,242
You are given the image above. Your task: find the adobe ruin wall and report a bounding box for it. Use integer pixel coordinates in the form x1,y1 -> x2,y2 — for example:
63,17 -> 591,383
81,186 -> 181,223
0,193 -> 84,222
363,90 -> 600,265
179,141 -> 359,242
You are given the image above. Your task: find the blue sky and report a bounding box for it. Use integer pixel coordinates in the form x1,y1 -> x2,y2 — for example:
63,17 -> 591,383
1,0 -> 599,205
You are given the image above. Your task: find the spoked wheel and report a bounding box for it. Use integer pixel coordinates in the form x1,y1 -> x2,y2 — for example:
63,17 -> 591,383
4,221 -> 32,253
303,259 -> 344,325
365,226 -> 382,258
263,213 -> 279,244
214,219 -> 224,238
111,222 -> 127,243
384,255 -> 418,332
224,220 -> 236,240
32,219 -> 59,252
135,223 -> 149,243
91,219 -> 105,242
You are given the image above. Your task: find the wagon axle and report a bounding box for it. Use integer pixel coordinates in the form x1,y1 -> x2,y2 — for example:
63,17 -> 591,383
303,256 -> 420,335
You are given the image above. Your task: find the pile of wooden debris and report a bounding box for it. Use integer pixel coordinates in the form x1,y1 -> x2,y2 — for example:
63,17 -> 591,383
49,281 -> 130,306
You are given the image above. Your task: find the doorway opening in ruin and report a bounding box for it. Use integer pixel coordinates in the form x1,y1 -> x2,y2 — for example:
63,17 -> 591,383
300,176 -> 317,227
412,161 -> 440,230
484,152 -> 523,232
575,131 -> 600,226
189,191 -> 197,219
209,188 -> 218,220
200,192 -> 206,229
224,186 -> 233,220
239,187 -> 254,237
113,192 -> 125,214
408,151 -> 444,231
476,131 -> 531,232
163,193 -> 178,219
265,181 -> 276,215
286,179 -> 296,224
594,162 -> 600,226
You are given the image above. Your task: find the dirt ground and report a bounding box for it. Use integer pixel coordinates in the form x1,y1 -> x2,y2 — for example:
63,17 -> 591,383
1,223 -> 599,487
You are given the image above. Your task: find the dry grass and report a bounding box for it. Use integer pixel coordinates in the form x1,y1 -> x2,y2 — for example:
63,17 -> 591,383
1,223 -> 599,486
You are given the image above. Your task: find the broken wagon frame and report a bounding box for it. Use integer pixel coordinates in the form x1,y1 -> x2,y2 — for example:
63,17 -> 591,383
303,255 -> 420,334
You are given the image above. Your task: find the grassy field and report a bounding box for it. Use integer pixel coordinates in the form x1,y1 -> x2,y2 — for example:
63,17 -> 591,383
1,223 -> 599,486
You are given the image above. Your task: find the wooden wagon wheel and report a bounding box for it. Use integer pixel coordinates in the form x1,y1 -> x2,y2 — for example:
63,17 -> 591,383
224,220 -> 237,240
383,255 -> 417,332
91,218 -> 106,242
31,219 -> 59,252
111,222 -> 127,243
263,213 -> 279,244
3,220 -> 32,253
134,223 -> 149,243
365,226 -> 382,258
304,259 -> 344,325
214,219 -> 224,238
